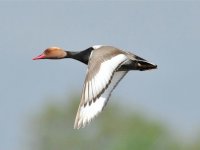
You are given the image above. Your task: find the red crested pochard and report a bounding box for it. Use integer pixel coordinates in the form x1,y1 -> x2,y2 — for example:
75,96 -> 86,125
33,45 -> 157,129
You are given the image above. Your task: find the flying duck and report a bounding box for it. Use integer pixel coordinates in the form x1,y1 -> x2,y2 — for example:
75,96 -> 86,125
33,45 -> 157,129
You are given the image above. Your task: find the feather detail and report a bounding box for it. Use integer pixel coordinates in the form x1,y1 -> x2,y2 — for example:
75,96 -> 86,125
74,71 -> 127,129
74,53 -> 128,129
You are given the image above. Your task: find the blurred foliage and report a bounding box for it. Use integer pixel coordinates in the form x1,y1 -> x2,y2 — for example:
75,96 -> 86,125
30,95 -> 199,150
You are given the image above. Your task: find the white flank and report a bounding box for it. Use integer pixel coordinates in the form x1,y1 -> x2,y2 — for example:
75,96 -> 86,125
74,54 -> 128,129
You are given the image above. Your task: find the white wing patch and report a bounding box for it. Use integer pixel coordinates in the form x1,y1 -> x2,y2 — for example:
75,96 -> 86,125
75,71 -> 127,128
74,53 -> 128,129
83,54 -> 127,102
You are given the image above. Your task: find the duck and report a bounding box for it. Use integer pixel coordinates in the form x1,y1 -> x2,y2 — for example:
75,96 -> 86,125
33,45 -> 157,129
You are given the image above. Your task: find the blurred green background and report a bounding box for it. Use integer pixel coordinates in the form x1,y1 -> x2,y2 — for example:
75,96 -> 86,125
0,1 -> 200,150
30,95 -> 200,150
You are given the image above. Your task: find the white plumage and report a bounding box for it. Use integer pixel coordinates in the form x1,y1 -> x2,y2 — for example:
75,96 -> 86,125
76,71 -> 127,128
74,53 -> 128,129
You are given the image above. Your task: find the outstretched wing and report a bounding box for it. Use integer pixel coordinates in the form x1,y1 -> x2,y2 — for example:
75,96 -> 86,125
74,49 -> 128,129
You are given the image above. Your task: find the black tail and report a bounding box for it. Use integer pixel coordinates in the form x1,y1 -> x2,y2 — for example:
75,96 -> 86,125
136,60 -> 157,71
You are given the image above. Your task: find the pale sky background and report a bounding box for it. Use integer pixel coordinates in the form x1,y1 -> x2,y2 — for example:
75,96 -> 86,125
0,1 -> 200,150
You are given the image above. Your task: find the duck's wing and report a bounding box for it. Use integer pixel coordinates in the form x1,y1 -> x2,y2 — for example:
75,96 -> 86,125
74,48 -> 128,129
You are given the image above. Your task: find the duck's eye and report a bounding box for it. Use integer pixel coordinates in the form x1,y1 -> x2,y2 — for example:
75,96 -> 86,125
44,49 -> 51,54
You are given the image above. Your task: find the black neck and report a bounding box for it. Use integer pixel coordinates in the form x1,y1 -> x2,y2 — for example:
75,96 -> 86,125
65,47 -> 94,64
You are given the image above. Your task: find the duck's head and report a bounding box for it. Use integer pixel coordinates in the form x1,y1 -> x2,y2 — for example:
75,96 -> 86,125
33,47 -> 67,60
